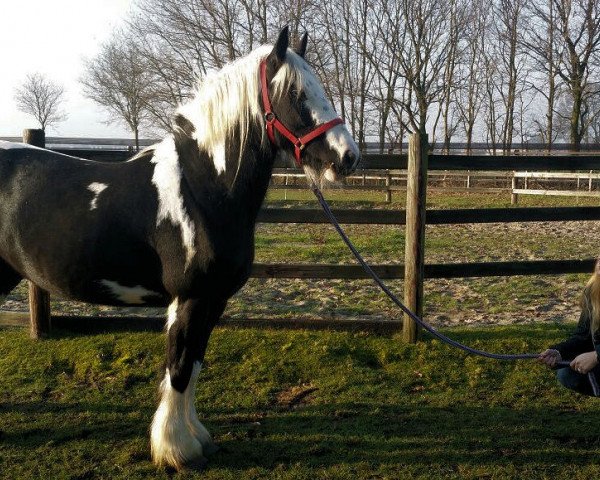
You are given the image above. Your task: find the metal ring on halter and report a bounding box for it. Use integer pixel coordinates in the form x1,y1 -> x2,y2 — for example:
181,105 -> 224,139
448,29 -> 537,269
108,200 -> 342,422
265,112 -> 276,123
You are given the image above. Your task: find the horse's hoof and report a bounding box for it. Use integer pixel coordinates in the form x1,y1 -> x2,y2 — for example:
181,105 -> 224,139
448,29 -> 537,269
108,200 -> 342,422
203,441 -> 220,456
181,455 -> 208,472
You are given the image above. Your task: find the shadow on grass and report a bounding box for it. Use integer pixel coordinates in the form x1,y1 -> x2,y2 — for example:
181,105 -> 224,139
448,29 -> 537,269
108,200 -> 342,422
3,397 -> 600,472
209,403 -> 600,470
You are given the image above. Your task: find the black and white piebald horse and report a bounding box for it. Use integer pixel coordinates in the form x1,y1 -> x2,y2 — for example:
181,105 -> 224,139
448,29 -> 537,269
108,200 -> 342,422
0,27 -> 359,470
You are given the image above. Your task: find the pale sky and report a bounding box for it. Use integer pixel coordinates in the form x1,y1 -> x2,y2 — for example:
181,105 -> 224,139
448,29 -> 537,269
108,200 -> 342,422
0,0 -> 134,138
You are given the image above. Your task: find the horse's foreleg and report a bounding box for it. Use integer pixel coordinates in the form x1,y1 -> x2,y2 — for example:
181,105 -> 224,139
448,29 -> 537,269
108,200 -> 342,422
150,297 -> 222,470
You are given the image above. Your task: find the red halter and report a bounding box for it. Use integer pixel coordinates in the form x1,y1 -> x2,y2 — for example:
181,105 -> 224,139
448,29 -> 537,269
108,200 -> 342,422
260,59 -> 344,168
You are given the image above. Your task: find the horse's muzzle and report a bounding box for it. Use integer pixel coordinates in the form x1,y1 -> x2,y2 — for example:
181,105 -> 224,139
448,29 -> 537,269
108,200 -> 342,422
339,150 -> 360,176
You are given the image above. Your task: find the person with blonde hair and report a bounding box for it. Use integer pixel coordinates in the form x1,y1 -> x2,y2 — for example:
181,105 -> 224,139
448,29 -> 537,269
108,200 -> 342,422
538,259 -> 600,396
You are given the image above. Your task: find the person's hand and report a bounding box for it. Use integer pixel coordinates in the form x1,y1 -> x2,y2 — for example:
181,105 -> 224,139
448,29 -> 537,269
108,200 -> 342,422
538,349 -> 562,368
570,352 -> 599,374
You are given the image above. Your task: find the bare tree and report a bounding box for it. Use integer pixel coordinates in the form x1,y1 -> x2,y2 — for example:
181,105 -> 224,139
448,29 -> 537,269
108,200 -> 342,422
361,0 -> 405,152
493,0 -> 528,151
482,49 -> 503,153
127,0 -> 315,131
455,0 -> 488,153
312,0 -> 375,150
552,0 -> 600,150
586,85 -> 600,142
84,0 -> 600,152
433,0 -> 466,152
383,0 -> 457,135
81,34 -> 153,150
523,0 -> 560,150
14,73 -> 67,131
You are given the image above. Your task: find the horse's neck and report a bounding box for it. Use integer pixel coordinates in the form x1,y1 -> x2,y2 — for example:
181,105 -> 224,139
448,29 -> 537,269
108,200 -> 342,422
228,128 -> 276,223
175,123 -> 275,226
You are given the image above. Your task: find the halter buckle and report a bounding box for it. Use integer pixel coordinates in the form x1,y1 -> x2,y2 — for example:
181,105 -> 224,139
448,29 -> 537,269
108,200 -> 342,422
265,112 -> 276,123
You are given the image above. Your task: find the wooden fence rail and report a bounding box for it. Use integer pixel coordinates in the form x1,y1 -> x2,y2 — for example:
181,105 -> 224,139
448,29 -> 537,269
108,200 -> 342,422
258,206 -> 600,224
252,258 -> 596,279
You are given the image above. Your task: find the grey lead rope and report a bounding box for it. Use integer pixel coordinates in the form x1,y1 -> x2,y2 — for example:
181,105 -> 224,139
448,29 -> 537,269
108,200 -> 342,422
312,186 -> 600,397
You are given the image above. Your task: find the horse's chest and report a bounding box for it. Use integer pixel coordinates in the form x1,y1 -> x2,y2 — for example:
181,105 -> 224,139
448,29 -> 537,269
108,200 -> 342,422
210,234 -> 255,295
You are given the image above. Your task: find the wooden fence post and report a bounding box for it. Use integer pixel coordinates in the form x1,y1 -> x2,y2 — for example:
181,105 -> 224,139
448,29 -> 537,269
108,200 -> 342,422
403,132 -> 428,343
511,173 -> 518,205
23,129 -> 51,339
385,171 -> 392,203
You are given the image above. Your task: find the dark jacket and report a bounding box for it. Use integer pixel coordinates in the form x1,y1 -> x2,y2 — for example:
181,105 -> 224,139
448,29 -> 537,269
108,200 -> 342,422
550,299 -> 600,361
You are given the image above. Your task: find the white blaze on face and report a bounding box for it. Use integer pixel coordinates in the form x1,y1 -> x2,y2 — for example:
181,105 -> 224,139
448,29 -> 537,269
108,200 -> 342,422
290,54 -> 360,175
87,182 -> 108,210
100,280 -> 160,305
151,137 -> 197,267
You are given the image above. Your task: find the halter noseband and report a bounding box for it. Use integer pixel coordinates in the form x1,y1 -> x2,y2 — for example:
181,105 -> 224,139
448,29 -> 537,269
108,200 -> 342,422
260,59 -> 344,168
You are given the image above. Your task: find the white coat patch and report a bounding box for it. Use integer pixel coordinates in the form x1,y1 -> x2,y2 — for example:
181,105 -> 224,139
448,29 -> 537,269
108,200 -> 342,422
166,298 -> 179,331
151,137 -> 197,267
100,280 -> 160,305
87,182 -> 108,210
211,143 -> 226,175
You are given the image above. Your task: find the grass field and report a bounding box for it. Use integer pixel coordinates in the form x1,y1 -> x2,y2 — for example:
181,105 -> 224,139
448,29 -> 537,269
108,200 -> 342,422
2,324 -> 600,479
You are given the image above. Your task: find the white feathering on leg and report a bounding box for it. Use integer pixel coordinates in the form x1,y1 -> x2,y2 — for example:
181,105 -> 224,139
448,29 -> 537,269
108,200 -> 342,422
150,369 -> 204,469
185,362 -> 213,447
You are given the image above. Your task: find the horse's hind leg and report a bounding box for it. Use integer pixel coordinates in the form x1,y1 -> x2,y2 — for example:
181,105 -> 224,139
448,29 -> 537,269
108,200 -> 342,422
0,259 -> 22,307
151,297 -> 224,471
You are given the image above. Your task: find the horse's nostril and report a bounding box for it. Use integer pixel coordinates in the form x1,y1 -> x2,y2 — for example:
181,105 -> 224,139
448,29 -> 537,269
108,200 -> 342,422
342,151 -> 359,173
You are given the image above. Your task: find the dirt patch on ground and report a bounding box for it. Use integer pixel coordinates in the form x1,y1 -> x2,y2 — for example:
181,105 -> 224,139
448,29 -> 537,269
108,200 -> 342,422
275,384 -> 318,409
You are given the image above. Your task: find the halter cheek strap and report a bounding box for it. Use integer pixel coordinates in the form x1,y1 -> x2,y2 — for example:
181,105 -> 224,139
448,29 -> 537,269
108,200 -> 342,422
260,59 -> 344,168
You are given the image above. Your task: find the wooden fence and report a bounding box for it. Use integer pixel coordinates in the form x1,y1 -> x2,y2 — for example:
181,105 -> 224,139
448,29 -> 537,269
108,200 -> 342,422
10,131 -> 600,341
272,169 -> 600,204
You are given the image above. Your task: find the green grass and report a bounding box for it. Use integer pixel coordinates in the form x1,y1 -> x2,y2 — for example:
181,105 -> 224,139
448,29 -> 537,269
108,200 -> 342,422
2,324 -> 600,479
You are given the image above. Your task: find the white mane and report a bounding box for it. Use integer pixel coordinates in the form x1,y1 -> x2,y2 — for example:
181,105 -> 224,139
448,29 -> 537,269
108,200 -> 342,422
176,45 -> 313,176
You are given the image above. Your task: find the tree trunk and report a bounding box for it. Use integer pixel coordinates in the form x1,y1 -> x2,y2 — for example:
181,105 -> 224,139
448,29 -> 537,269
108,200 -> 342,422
134,126 -> 140,152
571,83 -> 583,151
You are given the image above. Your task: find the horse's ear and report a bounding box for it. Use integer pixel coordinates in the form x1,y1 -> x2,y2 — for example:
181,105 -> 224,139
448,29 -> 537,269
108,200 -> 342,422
272,26 -> 289,62
295,32 -> 308,58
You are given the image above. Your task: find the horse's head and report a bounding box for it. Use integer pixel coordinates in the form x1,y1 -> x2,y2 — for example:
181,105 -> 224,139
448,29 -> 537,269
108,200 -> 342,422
261,27 -> 360,185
